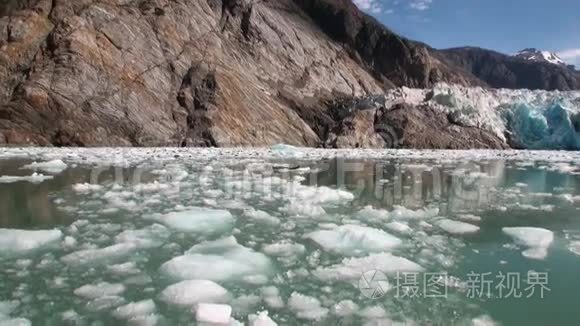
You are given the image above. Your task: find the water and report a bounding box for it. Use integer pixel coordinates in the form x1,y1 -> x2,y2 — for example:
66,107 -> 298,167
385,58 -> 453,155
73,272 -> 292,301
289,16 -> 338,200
0,148 -> 579,325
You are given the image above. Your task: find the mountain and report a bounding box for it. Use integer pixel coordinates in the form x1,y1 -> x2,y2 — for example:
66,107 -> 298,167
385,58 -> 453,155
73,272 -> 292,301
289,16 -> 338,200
0,0 -> 578,148
513,48 -> 566,66
439,47 -> 580,90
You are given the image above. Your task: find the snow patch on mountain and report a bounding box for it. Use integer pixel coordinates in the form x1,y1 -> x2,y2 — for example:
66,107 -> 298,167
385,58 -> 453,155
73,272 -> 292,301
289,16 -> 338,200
514,48 -> 566,66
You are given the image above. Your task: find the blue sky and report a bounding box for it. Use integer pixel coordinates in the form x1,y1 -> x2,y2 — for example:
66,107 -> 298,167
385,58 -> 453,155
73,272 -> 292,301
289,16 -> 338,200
353,0 -> 580,66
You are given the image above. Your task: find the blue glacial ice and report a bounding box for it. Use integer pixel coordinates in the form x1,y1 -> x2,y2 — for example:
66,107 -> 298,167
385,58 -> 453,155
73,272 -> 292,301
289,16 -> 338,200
384,84 -> 580,150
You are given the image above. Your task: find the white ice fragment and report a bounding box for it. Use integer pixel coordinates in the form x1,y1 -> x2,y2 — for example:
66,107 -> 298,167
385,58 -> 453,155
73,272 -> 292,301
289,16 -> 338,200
472,314 -> 498,326
159,280 -> 229,307
314,253 -> 423,282
569,241 -> 580,256
195,303 -> 232,324
503,227 -> 554,260
21,159 -> 67,174
457,214 -> 482,222
86,296 -> 126,312
358,306 -> 387,319
260,286 -> 284,309
61,243 -> 137,266
72,183 -> 103,193
0,229 -> 62,254
357,206 -> 390,220
0,173 -> 53,184
389,206 -> 439,219
114,224 -> 170,249
288,292 -> 328,321
385,222 -> 411,234
262,241 -> 305,257
243,209 -> 280,225
74,282 -> 126,299
0,318 -> 31,326
437,219 -> 480,235
160,236 -> 272,282
107,262 -> 141,276
112,299 -> 156,320
333,300 -> 359,317
248,311 -> 277,326
282,202 -> 326,218
156,208 -> 234,233
305,225 -> 401,256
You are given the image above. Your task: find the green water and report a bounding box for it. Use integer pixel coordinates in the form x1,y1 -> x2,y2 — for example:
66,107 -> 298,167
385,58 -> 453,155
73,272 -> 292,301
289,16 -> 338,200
0,153 -> 579,325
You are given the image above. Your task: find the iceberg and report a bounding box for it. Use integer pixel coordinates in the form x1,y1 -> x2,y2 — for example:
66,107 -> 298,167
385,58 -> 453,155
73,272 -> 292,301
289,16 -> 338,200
0,229 -> 62,255
21,159 -> 67,174
159,280 -> 230,307
305,225 -> 402,256
156,208 -> 235,234
159,236 -> 272,282
502,227 -> 554,260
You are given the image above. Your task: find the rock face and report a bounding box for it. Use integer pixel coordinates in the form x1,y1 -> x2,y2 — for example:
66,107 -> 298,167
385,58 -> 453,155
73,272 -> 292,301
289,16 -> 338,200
439,47 -> 580,91
0,0 -> 575,148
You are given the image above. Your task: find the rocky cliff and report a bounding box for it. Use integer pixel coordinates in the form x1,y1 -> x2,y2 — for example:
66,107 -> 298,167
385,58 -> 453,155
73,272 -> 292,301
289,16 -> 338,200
439,47 -> 580,91
0,0 -> 575,148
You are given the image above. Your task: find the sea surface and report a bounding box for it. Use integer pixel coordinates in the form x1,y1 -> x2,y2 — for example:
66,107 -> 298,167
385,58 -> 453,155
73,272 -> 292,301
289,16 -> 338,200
0,147 -> 579,325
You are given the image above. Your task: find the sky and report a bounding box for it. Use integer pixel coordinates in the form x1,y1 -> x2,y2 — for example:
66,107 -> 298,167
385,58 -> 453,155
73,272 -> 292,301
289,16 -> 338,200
353,0 -> 580,67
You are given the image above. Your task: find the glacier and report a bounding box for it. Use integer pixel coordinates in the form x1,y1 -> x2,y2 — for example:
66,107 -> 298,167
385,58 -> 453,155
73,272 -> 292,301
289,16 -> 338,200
381,84 -> 580,150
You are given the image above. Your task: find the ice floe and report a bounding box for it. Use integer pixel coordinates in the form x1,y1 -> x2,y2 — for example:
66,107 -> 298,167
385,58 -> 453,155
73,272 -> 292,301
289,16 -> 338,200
156,208 -> 235,233
248,311 -> 277,326
74,282 -> 126,300
159,236 -> 272,282
437,219 -> 480,235
502,227 -> 554,260
159,280 -> 229,307
61,243 -> 137,266
111,299 -> 156,320
0,229 -> 62,255
195,303 -> 232,324
21,159 -> 67,174
314,253 -> 423,282
0,173 -> 53,184
288,292 -> 329,321
305,225 -> 402,256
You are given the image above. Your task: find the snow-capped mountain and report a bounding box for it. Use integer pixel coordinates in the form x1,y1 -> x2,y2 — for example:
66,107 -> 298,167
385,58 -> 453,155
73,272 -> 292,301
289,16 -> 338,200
514,48 -> 566,66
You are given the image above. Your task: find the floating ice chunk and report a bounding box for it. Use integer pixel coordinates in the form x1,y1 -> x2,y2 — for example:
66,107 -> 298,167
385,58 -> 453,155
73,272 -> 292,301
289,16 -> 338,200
112,299 -> 156,320
260,286 -> 284,309
61,243 -> 137,266
160,237 -> 272,282
306,225 -> 401,256
262,241 -> 305,257
358,306 -> 387,319
159,280 -> 229,307
282,202 -> 326,218
437,219 -> 480,235
385,222 -> 411,234
248,311 -> 277,326
72,183 -> 103,193
294,186 -> 354,205
244,209 -> 280,225
288,292 -> 328,321
569,241 -> 580,256
333,300 -> 359,317
0,318 -> 31,326
389,206 -> 439,219
0,229 -> 62,254
21,159 -> 67,174
86,296 -> 126,312
0,173 -> 54,184
472,314 -> 497,326
357,206 -> 390,221
502,227 -> 554,260
270,144 -> 302,157
114,224 -> 170,249
457,214 -> 482,222
107,262 -> 141,276
195,303 -> 232,324
74,282 -> 126,299
0,301 -> 19,321
156,208 -> 235,233
314,253 -> 423,282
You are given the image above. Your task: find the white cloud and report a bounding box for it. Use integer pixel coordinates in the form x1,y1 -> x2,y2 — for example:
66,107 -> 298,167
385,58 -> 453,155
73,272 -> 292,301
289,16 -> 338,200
353,0 -> 383,14
409,0 -> 433,11
557,49 -> 580,66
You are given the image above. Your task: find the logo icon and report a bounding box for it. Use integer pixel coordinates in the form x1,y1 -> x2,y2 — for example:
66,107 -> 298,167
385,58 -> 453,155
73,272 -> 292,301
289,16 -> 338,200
359,270 -> 390,299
